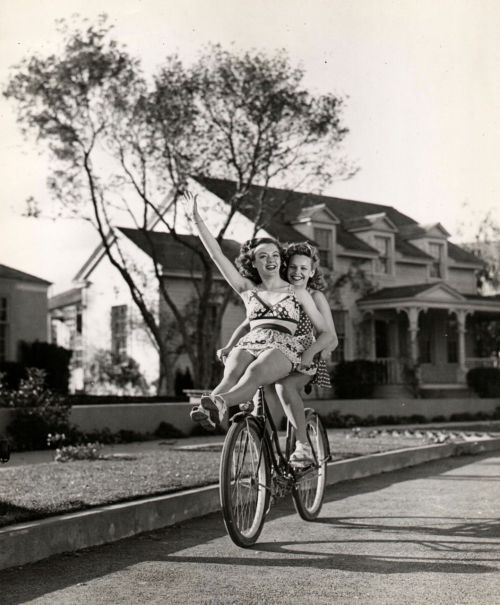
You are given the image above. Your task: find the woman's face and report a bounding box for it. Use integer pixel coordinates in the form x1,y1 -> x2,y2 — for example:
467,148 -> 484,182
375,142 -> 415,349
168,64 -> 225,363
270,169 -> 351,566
287,254 -> 314,289
252,243 -> 281,277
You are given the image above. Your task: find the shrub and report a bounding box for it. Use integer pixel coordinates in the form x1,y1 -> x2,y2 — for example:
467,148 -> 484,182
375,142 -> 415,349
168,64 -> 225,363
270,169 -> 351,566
332,360 -> 379,399
19,340 -> 72,393
466,367 -> 500,397
86,350 -> 150,395
154,421 -> 185,439
54,442 -> 103,462
2,368 -> 73,451
0,341 -> 72,393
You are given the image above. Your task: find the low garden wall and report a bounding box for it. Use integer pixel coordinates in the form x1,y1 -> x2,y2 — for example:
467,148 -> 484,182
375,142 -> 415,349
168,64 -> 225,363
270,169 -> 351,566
1,397 -> 499,436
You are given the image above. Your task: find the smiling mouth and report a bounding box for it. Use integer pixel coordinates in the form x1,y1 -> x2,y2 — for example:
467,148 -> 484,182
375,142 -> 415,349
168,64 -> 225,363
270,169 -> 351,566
291,275 -> 304,281
265,264 -> 277,270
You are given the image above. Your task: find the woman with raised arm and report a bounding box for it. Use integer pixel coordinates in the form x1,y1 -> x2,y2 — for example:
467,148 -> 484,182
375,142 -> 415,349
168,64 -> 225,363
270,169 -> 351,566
218,242 -> 338,466
184,191 -> 335,461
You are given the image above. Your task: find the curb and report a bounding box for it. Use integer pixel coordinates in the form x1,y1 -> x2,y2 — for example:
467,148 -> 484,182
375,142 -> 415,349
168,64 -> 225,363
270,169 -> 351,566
1,437 -> 499,571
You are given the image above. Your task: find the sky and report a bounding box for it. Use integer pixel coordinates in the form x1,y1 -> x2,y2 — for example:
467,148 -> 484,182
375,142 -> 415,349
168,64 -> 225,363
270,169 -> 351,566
1,0 -> 499,289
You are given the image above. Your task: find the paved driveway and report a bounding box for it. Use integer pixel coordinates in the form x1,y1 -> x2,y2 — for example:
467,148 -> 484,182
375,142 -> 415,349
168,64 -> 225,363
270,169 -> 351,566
1,454 -> 499,605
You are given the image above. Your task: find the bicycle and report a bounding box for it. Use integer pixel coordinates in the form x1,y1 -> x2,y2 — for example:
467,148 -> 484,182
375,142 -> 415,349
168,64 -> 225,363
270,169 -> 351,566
219,386 -> 330,548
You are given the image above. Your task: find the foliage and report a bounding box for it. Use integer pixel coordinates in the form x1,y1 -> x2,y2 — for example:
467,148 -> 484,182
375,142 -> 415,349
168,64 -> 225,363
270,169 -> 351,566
19,340 -> 72,393
1,368 -> 73,451
87,350 -> 150,395
332,360 -> 382,399
321,407 -> 500,428
0,341 -> 72,392
3,15 -> 354,391
54,442 -> 103,462
466,367 -> 500,397
154,421 -> 185,439
460,211 -> 500,291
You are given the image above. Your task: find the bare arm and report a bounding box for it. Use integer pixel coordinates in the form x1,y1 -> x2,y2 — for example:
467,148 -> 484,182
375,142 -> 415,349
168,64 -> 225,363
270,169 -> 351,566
217,319 -> 250,361
184,191 -> 254,294
312,290 -> 339,358
295,288 -> 336,366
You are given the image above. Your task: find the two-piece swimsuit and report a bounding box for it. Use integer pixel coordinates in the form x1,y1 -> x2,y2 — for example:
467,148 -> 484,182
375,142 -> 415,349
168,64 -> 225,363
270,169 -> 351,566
233,284 -> 317,376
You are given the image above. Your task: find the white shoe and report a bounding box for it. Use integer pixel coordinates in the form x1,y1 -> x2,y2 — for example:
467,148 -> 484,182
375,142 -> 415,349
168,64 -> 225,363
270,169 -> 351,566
289,441 -> 314,467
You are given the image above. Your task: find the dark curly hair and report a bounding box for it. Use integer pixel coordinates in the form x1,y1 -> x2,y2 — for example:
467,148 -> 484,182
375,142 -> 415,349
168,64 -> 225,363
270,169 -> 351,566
283,241 -> 327,291
235,237 -> 284,284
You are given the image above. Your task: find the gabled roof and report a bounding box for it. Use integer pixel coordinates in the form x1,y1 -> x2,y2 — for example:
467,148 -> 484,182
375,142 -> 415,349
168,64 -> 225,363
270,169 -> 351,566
359,282 -> 466,303
0,264 -> 51,286
195,176 -> 425,258
291,203 -> 340,224
118,228 -> 241,274
344,212 -> 398,233
447,242 -> 485,266
49,287 -> 83,310
394,235 -> 433,260
399,222 -> 450,240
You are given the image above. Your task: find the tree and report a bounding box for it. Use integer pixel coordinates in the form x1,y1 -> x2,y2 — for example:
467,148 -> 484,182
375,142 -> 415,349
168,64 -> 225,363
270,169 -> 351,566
4,15 -> 354,391
459,210 -> 500,292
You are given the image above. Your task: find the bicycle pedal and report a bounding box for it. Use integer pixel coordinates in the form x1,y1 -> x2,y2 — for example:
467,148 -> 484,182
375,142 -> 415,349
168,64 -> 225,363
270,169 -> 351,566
238,401 -> 255,413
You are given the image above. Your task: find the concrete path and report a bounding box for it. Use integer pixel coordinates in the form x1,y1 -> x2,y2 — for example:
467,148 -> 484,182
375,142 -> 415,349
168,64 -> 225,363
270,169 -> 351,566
1,453 -> 499,605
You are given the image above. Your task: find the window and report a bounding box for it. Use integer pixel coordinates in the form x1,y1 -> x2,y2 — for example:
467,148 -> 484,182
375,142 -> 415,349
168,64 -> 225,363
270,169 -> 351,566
331,310 -> 346,362
429,242 -> 444,278
418,333 -> 432,363
374,235 -> 391,274
375,320 -> 389,358
446,316 -> 458,363
111,305 -> 128,356
0,297 -> 7,363
313,228 -> 333,269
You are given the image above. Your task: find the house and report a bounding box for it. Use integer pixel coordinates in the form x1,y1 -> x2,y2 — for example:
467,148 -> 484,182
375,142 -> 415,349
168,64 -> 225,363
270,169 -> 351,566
49,228 -> 244,393
50,175 -> 500,395
0,264 -> 51,363
192,176 -> 500,392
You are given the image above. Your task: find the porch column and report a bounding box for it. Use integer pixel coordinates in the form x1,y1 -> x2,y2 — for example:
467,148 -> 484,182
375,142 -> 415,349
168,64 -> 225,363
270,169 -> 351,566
455,309 -> 468,382
408,308 -> 420,364
398,306 -> 422,365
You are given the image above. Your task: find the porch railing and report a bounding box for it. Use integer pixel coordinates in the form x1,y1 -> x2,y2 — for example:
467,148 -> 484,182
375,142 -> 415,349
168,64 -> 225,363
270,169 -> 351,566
465,357 -> 499,370
374,358 -> 403,384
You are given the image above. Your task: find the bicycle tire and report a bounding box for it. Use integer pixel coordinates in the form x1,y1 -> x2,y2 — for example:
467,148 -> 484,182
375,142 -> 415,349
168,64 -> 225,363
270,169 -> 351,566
219,416 -> 271,547
290,409 -> 329,521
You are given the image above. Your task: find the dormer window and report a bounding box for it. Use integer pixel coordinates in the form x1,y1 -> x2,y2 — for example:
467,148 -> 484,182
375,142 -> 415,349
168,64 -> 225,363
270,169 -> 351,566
429,242 -> 445,278
313,227 -> 334,269
374,235 -> 391,274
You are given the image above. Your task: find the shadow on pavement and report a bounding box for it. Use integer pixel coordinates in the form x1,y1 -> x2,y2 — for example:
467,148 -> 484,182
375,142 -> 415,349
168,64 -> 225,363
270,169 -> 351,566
0,453 -> 498,604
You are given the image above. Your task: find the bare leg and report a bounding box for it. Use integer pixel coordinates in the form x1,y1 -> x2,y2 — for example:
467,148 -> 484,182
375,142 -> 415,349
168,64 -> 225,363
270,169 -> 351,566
218,349 -> 292,407
212,348 -> 255,397
275,373 -> 310,443
263,385 -> 284,426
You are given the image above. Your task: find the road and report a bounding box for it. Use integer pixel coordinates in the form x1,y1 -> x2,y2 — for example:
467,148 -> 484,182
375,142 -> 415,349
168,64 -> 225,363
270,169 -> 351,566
1,454 -> 499,605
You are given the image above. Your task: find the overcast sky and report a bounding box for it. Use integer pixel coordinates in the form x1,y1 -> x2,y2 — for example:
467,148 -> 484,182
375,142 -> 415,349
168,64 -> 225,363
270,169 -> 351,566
1,0 -> 499,287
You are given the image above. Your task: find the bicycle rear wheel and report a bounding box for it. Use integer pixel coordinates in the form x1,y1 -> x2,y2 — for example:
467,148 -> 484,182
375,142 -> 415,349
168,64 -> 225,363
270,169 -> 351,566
220,417 -> 270,547
290,409 -> 329,521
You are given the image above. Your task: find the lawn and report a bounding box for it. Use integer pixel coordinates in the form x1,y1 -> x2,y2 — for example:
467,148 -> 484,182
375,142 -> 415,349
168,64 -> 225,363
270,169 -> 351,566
0,428 -> 487,529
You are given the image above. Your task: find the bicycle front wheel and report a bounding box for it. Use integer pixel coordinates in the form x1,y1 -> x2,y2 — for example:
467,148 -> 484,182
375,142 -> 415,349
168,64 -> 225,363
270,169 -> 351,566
291,409 -> 329,521
220,417 -> 270,548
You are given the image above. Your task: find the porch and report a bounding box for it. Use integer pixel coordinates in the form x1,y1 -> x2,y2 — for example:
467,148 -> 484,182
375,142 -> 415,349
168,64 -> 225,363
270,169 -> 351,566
357,282 -> 500,388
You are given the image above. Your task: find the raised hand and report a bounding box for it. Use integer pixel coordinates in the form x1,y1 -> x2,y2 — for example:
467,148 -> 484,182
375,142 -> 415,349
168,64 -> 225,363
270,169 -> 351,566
183,190 -> 199,222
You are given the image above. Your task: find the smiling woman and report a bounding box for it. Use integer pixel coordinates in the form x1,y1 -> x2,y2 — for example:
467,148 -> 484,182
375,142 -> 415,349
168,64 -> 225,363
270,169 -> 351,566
183,190 -> 336,464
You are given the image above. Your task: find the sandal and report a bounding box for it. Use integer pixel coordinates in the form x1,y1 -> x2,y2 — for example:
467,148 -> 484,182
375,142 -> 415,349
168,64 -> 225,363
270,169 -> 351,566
190,394 -> 227,431
289,441 -> 314,468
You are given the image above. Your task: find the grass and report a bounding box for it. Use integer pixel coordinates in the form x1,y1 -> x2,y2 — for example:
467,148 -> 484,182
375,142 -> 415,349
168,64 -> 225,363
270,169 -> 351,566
0,428 -> 488,529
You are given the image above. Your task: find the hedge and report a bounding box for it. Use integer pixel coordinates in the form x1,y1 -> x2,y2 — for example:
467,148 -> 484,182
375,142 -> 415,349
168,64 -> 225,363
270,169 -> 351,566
466,367 -> 500,397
